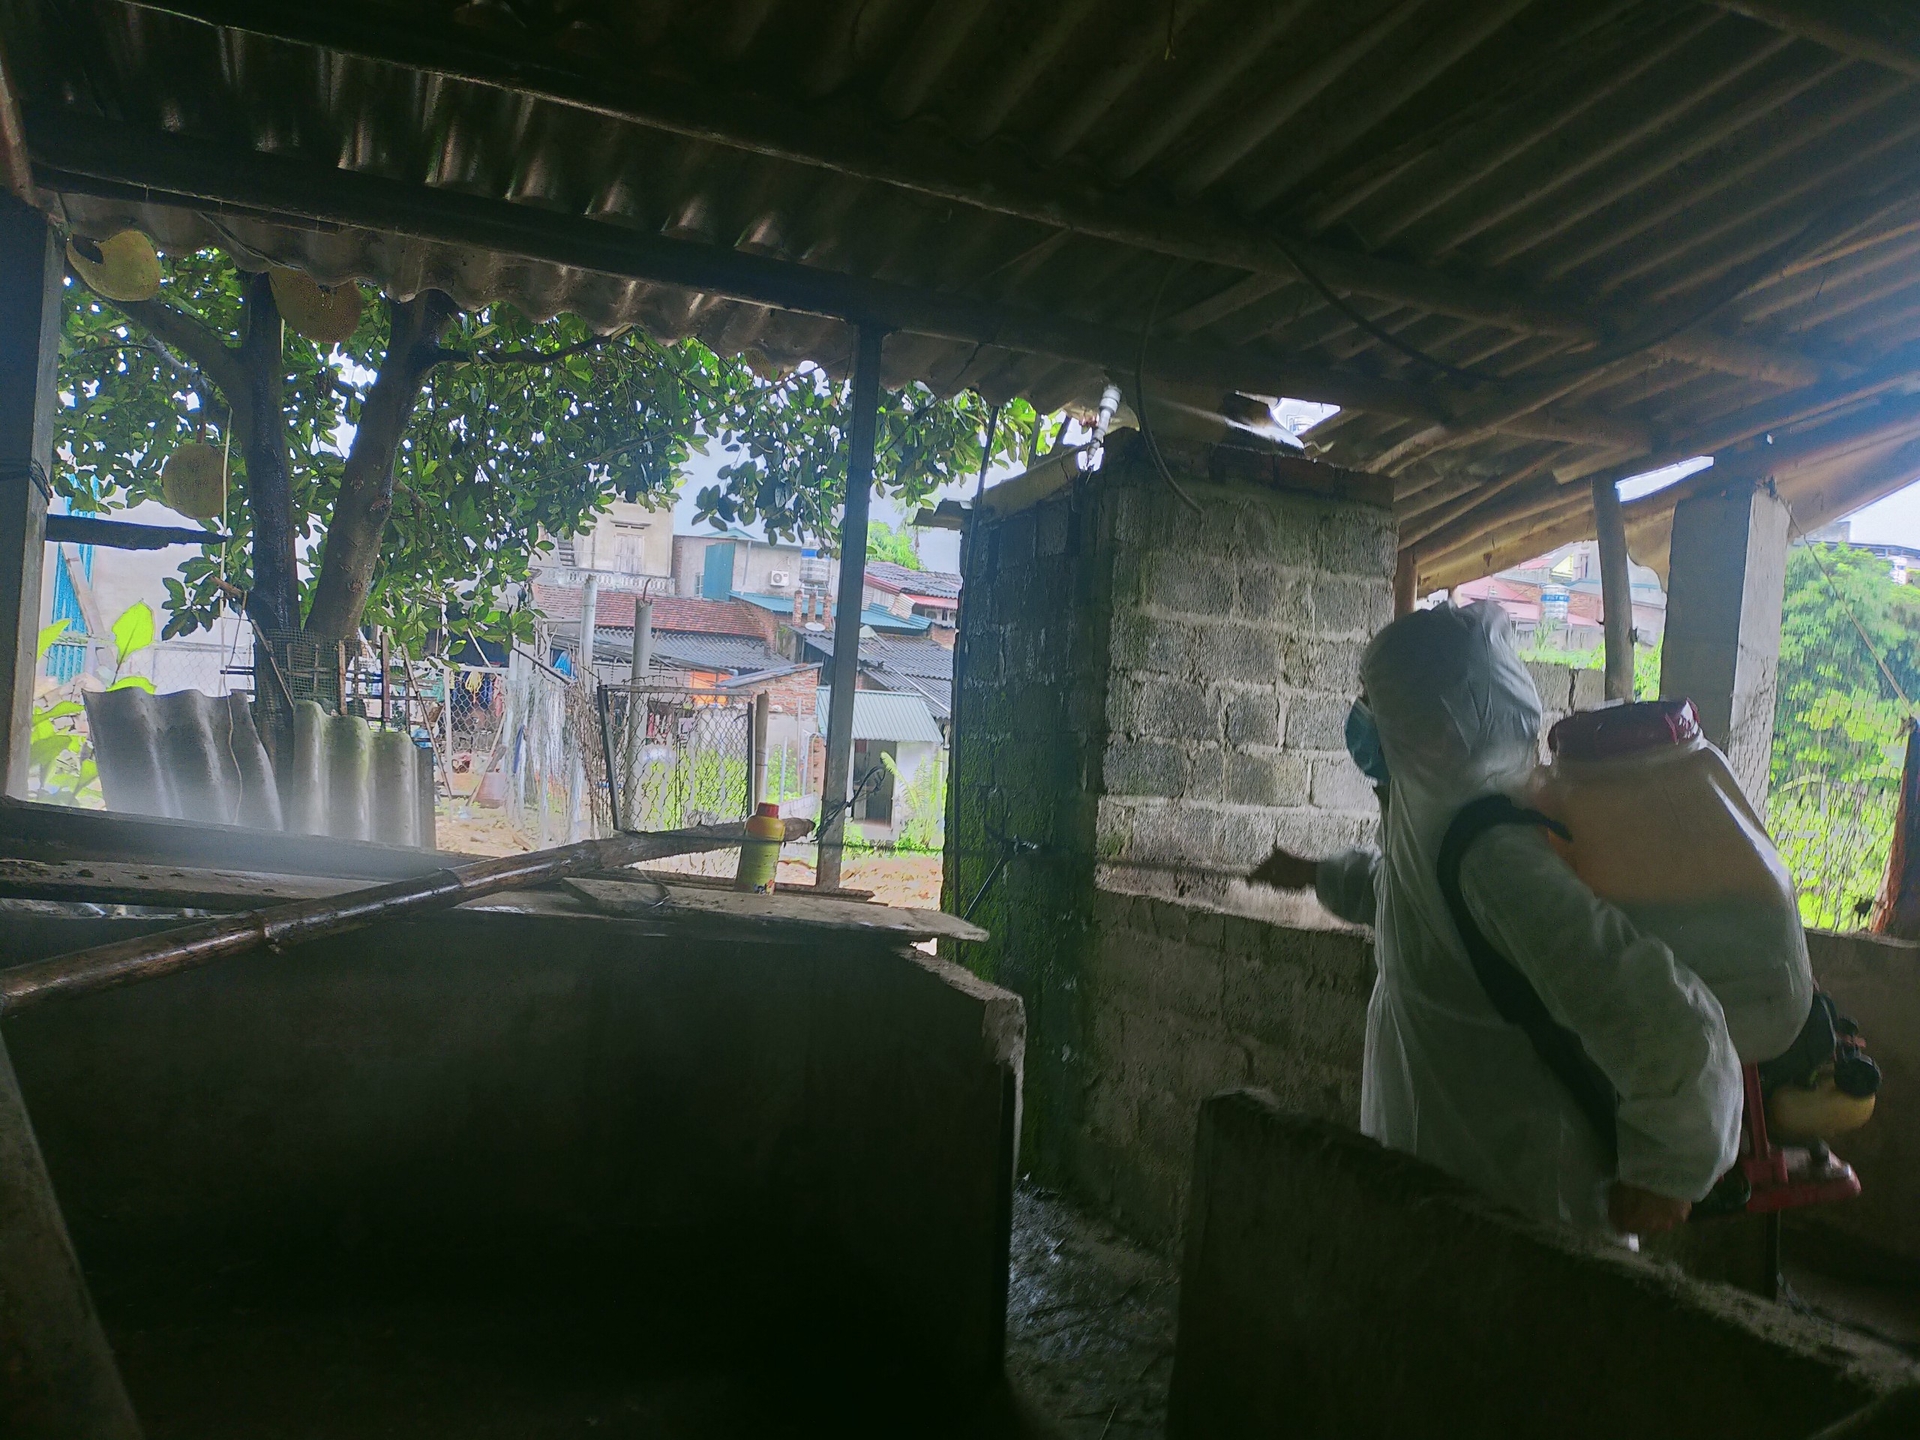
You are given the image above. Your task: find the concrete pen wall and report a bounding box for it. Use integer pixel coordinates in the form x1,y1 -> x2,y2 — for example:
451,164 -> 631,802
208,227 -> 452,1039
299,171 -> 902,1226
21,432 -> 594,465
1797,929 -> 1920,1273
0,904 -> 1024,1400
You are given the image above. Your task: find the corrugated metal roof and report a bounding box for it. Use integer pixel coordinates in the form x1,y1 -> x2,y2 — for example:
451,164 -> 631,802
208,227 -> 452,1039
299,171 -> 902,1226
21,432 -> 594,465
732,590 -> 928,632
814,688 -> 944,745
573,628 -> 779,674
865,562 -> 962,601
532,585 -> 771,638
15,1 -> 1920,584
798,630 -> 953,720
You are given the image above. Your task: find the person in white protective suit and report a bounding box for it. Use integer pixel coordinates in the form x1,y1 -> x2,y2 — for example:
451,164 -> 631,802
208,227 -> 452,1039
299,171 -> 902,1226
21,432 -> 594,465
1251,602 -> 1742,1236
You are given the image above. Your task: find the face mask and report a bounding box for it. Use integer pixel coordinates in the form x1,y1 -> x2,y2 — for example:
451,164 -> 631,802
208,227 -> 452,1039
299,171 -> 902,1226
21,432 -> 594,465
1346,697 -> 1389,786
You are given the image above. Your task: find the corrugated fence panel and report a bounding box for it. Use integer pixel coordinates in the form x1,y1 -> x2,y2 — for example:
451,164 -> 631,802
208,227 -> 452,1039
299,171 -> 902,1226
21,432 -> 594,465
88,692 -> 431,848
85,689 -> 282,831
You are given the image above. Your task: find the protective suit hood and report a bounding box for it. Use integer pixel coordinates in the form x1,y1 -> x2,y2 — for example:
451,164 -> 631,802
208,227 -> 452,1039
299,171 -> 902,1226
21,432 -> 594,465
1362,601 -> 1541,825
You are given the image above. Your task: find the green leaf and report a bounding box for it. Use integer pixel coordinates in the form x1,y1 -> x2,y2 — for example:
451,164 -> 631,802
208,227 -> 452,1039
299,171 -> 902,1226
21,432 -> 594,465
108,674 -> 157,693
111,601 -> 155,665
30,732 -> 75,768
37,619 -> 69,657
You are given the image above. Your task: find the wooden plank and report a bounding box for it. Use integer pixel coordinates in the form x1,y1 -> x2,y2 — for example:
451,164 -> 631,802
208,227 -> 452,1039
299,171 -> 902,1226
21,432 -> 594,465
628,867 -> 875,902
44,513 -> 230,550
563,876 -> 988,943
0,856 -> 352,909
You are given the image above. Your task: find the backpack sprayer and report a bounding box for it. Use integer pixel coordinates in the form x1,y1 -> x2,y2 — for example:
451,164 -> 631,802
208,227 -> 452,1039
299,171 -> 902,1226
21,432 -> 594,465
1440,700 -> 1883,1224
1695,994 -> 1880,1218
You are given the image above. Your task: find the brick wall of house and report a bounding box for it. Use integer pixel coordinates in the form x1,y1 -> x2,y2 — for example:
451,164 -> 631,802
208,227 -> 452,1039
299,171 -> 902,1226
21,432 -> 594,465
948,433 -> 1395,1228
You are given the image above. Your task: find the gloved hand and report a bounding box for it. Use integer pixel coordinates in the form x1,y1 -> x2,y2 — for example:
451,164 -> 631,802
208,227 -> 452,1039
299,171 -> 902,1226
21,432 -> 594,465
1608,1181 -> 1691,1235
1250,847 -> 1317,891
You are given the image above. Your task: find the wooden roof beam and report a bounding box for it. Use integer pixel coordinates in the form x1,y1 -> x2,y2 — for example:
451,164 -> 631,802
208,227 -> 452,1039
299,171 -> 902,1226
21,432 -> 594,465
108,0 -> 1831,392
1715,3 -> 1920,80
1419,393 -> 1920,587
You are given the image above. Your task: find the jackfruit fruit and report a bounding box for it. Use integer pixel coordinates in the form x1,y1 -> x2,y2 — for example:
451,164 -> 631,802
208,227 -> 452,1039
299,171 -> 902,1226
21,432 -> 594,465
66,230 -> 161,303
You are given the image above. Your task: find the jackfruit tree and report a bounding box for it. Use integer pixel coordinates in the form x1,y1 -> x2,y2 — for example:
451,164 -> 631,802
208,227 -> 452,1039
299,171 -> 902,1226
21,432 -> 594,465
56,239 -> 1043,651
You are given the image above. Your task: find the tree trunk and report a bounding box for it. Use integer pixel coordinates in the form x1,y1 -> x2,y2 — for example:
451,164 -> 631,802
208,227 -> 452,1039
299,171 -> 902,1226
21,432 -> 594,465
303,293 -> 455,642
237,272 -> 299,636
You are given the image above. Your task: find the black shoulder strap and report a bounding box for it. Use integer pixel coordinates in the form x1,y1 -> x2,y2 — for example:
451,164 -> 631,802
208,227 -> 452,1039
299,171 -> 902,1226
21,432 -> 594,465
1436,795 -> 1619,1166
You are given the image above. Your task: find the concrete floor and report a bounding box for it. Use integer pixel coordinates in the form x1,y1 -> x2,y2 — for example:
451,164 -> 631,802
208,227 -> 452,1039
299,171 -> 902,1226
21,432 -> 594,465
1005,1185 -> 1180,1439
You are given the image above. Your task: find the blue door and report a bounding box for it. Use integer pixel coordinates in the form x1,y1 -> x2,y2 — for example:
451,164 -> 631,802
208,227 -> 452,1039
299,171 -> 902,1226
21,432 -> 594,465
701,541 -> 736,600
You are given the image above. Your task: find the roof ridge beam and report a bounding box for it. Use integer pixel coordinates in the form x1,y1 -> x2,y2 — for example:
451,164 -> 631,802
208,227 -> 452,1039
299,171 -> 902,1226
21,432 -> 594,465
112,0 -> 1831,390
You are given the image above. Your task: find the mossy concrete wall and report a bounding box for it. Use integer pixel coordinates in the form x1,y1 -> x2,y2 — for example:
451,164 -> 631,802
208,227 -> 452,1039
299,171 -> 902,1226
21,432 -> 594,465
947,434 -> 1392,1220
1169,1092 -> 1918,1440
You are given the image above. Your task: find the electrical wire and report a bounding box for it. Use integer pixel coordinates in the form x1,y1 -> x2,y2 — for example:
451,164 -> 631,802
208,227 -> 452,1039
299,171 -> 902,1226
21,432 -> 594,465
1134,262 -> 1204,514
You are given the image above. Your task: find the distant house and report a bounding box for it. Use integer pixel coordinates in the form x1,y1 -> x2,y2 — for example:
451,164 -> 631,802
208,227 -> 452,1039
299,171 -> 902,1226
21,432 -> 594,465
1451,540 -> 1666,650
535,498 -> 673,594
864,562 -> 961,632
808,688 -> 946,844
795,628 -> 953,726
671,526 -> 826,601
1802,520 -> 1920,585
530,585 -> 820,770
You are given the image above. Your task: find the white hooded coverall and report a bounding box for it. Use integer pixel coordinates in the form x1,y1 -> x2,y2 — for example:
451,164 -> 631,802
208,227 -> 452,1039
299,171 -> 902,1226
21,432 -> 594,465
1315,603 -> 1742,1232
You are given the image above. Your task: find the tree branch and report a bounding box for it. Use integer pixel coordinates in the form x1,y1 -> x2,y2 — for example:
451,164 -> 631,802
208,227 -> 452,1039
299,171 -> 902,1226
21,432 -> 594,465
105,292 -> 247,402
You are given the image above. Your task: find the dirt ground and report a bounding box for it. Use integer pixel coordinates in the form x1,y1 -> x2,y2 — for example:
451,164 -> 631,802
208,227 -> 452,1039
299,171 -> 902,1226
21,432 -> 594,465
434,806 -> 947,910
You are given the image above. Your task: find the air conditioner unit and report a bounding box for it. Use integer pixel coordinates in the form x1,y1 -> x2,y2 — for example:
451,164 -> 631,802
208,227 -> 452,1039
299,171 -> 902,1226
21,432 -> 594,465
769,570 -> 792,588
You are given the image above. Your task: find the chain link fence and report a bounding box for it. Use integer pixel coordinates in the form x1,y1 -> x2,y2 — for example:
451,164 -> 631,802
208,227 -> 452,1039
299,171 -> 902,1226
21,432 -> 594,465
597,682 -> 755,833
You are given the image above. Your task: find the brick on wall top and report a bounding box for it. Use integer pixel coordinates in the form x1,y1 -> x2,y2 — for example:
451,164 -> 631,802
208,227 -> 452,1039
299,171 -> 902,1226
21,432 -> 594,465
1206,443 -> 1393,511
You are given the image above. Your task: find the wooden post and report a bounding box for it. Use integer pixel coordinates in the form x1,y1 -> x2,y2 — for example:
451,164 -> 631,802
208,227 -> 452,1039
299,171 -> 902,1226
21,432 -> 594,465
1590,475 -> 1636,703
0,197 -> 60,796
817,326 -> 884,890
1392,548 -> 1419,618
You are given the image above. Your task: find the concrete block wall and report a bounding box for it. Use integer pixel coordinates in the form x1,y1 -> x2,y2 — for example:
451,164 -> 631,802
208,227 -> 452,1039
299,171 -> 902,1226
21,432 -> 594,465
1077,891 -> 1372,1244
946,467 -> 1115,1186
948,432 -> 1393,1219
1526,658 -> 1607,760
1097,451 -> 1396,913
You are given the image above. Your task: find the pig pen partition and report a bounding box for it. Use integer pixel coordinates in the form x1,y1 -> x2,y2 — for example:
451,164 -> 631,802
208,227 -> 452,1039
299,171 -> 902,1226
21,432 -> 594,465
0,820 -> 1023,1437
